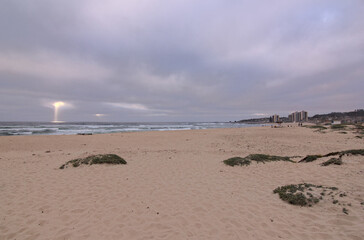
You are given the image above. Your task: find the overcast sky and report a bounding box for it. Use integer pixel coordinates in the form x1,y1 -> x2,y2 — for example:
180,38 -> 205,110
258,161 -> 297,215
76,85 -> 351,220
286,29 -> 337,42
0,0 -> 363,122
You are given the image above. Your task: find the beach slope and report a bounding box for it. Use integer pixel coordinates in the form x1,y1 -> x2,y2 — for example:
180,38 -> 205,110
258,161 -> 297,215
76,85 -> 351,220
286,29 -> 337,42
1,126 -> 363,240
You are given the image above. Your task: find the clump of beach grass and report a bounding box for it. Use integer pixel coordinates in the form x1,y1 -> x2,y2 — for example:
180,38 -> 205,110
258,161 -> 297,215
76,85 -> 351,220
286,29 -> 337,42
223,154 -> 293,167
223,157 -> 251,166
298,149 -> 364,163
321,158 -> 343,166
273,183 -> 346,208
306,125 -> 327,130
331,124 -> 346,130
305,125 -> 327,133
354,124 -> 364,131
273,183 -> 321,206
299,155 -> 323,163
60,154 -> 127,169
348,124 -> 364,136
340,149 -> 364,156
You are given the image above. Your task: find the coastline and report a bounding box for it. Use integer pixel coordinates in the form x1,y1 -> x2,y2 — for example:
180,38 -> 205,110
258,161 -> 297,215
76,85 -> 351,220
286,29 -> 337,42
1,126 -> 363,239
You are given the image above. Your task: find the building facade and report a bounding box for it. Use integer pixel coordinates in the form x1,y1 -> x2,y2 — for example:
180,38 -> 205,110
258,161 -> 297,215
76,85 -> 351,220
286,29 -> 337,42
270,114 -> 280,123
289,111 -> 308,122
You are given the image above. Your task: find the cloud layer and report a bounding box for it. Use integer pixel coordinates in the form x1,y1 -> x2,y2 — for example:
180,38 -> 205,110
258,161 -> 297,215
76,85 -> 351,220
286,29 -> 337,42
1,0 -> 363,121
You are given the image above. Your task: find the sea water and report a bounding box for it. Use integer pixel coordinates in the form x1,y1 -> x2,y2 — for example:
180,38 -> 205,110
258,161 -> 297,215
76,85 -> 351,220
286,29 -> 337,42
0,122 -> 265,136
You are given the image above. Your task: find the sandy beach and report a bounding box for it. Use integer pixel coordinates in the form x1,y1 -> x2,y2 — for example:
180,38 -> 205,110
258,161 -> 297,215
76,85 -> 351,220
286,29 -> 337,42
0,125 -> 363,240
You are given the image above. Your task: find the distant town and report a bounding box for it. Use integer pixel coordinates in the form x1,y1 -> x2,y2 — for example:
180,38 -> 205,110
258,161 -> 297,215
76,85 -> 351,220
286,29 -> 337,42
234,109 -> 364,124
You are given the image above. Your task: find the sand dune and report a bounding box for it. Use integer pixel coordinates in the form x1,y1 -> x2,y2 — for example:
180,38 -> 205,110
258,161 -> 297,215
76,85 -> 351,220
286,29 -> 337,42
1,126 -> 363,239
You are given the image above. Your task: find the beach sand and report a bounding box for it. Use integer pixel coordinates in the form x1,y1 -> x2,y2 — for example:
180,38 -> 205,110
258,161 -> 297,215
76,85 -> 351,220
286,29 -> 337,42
1,126 -> 363,240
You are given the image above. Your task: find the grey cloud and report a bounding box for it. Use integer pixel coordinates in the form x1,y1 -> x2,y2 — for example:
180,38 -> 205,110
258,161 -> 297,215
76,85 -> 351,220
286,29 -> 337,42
0,0 -> 363,121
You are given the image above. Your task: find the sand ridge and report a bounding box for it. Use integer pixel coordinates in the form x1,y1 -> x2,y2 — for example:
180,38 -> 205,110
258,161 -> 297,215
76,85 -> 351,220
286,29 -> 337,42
0,126 -> 363,239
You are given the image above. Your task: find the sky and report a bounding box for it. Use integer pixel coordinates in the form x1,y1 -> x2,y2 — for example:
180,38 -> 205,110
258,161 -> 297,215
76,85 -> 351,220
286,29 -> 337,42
0,0 -> 363,122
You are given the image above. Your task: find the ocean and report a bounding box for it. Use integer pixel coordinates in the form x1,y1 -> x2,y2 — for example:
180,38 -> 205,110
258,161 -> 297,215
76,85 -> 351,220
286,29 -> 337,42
0,122 -> 264,136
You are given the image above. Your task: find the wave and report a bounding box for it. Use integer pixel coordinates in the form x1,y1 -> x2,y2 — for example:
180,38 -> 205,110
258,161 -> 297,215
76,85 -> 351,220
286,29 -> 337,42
0,122 -> 263,136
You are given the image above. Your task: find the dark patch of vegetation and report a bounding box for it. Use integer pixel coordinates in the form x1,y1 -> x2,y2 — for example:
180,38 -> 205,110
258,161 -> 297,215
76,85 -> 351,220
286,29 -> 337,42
356,136 -> 363,139
223,157 -> 250,166
305,125 -> 327,134
299,149 -> 364,164
314,129 -> 327,134
299,155 -> 322,163
321,157 -> 343,166
273,183 -> 333,206
60,154 -> 127,169
353,125 -> 364,136
306,125 -> 327,130
323,151 -> 342,157
331,124 -> 346,130
273,183 -> 349,213
247,154 -> 293,163
338,131 -> 347,134
72,162 -> 80,167
342,208 -> 349,215
273,185 -> 309,206
223,154 -> 294,167
340,149 -> 364,156
354,124 -> 364,131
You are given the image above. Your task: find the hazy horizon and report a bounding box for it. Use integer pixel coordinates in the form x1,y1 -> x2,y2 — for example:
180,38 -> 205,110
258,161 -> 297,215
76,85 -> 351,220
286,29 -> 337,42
1,1 -> 363,122
0,108 -> 361,123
